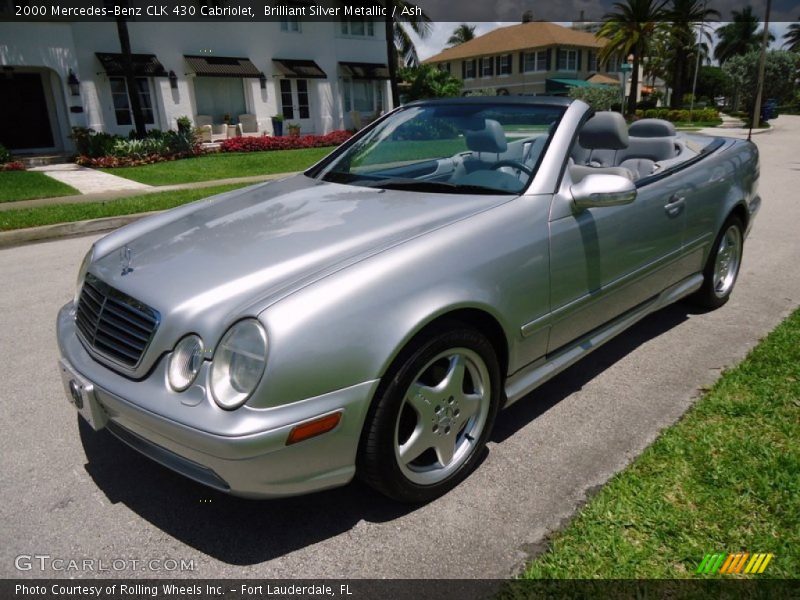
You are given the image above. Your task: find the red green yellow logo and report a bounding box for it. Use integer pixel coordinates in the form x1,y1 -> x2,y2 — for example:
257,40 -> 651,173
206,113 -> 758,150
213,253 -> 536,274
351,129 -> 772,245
696,552 -> 773,574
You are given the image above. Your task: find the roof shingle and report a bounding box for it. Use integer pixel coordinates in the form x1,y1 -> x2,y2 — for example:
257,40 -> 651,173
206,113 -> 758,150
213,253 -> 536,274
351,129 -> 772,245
424,22 -> 605,64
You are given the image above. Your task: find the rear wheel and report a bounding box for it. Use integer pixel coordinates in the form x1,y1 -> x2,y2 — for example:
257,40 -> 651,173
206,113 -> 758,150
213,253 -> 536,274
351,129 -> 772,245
358,325 -> 501,503
691,215 -> 744,309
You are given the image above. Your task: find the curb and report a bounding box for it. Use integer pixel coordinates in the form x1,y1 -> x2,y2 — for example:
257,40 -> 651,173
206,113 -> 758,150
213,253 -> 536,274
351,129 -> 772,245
0,211 -> 160,249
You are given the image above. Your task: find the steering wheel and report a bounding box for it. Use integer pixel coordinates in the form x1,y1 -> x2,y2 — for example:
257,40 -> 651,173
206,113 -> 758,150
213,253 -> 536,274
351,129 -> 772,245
490,160 -> 533,176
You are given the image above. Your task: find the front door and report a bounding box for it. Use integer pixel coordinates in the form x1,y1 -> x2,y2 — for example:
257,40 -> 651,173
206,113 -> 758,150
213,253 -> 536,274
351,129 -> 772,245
547,176 -> 687,352
0,72 -> 55,150
279,78 -> 314,134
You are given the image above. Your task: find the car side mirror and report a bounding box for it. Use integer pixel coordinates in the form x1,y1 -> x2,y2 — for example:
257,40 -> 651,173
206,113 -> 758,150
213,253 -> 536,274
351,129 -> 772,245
570,174 -> 637,210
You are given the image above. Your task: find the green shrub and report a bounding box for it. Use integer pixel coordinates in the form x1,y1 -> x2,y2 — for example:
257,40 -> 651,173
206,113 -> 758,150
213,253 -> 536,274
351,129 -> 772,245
69,127 -> 121,158
568,85 -> 620,111
0,143 -> 11,164
644,109 -> 658,119
176,116 -> 193,134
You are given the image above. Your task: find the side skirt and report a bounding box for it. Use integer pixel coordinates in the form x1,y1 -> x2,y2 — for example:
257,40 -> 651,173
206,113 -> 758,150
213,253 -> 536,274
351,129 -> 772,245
503,272 -> 704,407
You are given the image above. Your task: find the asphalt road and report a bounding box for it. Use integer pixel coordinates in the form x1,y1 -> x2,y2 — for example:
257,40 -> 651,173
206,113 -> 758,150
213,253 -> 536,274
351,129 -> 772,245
1,118 -> 798,580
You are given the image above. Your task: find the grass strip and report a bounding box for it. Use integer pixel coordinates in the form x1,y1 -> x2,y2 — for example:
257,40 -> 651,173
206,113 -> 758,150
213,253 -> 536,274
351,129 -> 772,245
99,147 -> 331,185
0,184 -> 247,231
523,308 -> 800,578
0,171 -> 80,203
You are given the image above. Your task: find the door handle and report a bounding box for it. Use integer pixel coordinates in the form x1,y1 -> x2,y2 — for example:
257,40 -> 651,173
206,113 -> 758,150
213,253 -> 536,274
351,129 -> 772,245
664,194 -> 685,217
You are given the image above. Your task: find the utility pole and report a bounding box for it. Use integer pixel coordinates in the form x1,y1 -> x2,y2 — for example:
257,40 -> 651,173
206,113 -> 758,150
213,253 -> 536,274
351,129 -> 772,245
749,0 -> 772,140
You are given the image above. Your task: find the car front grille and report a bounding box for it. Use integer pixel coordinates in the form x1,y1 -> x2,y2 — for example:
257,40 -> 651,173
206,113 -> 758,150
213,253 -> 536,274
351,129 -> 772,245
75,273 -> 160,369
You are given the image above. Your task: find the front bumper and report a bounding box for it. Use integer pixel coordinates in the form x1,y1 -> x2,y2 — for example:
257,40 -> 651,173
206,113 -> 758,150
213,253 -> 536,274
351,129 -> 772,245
57,303 -> 379,498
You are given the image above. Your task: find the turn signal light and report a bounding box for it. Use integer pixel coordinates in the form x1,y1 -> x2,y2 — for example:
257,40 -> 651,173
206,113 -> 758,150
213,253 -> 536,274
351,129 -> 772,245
286,412 -> 342,445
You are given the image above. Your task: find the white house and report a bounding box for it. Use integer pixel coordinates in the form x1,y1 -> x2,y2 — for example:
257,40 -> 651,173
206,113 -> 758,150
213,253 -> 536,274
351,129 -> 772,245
0,18 -> 391,154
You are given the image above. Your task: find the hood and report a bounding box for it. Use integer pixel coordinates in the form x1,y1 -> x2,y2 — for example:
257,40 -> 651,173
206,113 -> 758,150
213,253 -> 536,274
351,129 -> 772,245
90,175 -> 510,336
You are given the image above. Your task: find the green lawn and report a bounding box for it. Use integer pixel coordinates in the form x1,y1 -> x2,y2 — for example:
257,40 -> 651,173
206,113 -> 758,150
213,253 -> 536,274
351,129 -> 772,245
523,308 -> 800,579
100,147 -> 332,186
0,183 -> 247,231
0,171 -> 79,203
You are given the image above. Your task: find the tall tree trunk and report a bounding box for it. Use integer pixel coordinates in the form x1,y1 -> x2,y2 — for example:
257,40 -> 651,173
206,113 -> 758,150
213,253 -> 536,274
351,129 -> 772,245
116,17 -> 147,138
384,7 -> 399,108
670,52 -> 685,108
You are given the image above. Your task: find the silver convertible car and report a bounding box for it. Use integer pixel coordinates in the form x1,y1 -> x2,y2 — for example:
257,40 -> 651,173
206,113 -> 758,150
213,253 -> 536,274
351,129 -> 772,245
57,97 -> 760,502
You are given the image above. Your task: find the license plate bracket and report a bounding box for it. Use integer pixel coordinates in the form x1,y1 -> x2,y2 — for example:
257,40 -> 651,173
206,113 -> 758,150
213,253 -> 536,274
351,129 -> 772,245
59,359 -> 107,431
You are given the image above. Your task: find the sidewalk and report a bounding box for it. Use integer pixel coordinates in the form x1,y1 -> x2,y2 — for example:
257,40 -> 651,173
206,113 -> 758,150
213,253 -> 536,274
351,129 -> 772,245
0,171 -> 296,212
28,163 -> 151,194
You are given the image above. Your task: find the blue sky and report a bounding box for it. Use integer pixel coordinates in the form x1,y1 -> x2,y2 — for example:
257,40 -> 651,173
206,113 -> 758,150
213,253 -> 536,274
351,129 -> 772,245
411,21 -> 797,62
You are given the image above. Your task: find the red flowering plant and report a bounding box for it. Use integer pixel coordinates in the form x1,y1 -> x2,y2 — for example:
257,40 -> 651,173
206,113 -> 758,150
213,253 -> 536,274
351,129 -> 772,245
220,131 -> 352,153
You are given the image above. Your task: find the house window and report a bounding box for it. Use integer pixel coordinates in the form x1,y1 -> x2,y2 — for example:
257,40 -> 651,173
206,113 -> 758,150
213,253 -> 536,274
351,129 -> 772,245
109,77 -> 154,126
480,57 -> 494,77
280,78 -> 294,119
523,50 -> 548,73
340,17 -> 374,36
463,59 -> 476,79
342,78 -> 383,114
498,54 -> 512,75
280,17 -> 301,32
587,51 -> 598,72
557,49 -> 578,71
605,56 -> 619,73
438,62 -> 451,74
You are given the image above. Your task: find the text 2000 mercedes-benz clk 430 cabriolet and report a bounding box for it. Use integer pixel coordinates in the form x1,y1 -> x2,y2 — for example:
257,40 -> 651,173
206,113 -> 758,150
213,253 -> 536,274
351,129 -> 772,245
57,98 -> 760,502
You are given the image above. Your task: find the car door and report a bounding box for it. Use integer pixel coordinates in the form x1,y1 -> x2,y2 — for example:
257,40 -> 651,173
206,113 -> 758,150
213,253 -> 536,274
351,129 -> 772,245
546,173 -> 687,353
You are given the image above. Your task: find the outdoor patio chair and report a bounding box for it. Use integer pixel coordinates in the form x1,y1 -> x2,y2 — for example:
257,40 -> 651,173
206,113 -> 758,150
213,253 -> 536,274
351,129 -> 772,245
237,114 -> 261,137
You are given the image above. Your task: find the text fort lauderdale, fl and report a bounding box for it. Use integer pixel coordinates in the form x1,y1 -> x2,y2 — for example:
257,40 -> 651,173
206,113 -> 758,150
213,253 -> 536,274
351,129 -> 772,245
264,4 -> 421,16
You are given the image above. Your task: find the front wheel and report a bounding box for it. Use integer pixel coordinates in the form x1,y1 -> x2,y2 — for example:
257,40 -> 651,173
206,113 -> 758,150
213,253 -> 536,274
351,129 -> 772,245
691,215 -> 744,309
357,326 -> 501,503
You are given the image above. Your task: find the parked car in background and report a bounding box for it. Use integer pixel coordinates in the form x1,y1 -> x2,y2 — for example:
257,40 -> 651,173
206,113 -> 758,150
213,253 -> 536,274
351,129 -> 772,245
58,98 -> 760,502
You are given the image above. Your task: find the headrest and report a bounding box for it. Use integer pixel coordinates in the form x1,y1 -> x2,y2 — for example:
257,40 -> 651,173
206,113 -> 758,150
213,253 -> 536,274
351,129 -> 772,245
628,118 -> 676,137
465,119 -> 507,154
625,136 -> 675,161
578,112 -> 629,150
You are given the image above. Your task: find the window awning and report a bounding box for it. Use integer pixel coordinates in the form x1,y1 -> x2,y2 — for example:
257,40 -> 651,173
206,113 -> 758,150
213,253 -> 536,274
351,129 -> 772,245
272,59 -> 327,79
546,78 -> 607,94
184,55 -> 261,78
95,53 -> 167,77
339,62 -> 390,80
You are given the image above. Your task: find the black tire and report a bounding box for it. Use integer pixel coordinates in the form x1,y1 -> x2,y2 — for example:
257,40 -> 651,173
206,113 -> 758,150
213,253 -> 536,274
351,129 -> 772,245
357,324 -> 501,503
691,215 -> 744,309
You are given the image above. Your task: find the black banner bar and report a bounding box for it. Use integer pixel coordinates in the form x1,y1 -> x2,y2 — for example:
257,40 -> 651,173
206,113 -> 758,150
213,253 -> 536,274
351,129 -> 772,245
4,579 -> 800,600
1,0 -> 798,23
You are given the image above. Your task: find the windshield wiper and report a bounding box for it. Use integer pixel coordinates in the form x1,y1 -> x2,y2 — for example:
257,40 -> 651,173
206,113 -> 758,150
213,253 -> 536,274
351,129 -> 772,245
360,178 -> 514,195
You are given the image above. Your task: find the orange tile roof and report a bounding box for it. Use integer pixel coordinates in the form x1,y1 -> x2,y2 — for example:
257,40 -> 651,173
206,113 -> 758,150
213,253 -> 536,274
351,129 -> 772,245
587,73 -> 620,85
424,22 -> 606,64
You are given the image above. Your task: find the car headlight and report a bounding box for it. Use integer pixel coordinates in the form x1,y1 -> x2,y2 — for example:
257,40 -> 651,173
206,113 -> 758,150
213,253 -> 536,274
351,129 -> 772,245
167,335 -> 205,392
74,246 -> 94,305
210,319 -> 268,410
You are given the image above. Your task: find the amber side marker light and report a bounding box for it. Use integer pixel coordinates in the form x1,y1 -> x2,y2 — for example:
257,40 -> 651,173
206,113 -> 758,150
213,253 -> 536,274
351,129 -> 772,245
286,412 -> 343,445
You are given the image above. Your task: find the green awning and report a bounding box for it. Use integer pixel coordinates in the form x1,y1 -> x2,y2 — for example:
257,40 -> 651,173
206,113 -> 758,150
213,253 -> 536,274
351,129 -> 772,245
546,78 -> 606,95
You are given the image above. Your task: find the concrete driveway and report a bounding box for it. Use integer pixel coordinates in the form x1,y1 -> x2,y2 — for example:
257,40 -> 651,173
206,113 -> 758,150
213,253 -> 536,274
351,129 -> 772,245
1,117 -> 798,579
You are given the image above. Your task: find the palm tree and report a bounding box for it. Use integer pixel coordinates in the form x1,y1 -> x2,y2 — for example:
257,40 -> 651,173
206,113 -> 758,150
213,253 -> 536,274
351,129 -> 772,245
383,0 -> 432,107
714,6 -> 774,65
665,0 -> 719,108
597,0 -> 669,116
784,17 -> 800,52
115,16 -> 147,138
447,24 -> 476,47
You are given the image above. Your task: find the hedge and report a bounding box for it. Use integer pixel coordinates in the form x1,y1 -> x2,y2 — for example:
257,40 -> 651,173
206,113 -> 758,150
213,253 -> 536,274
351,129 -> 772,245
220,131 -> 352,153
635,108 -> 720,123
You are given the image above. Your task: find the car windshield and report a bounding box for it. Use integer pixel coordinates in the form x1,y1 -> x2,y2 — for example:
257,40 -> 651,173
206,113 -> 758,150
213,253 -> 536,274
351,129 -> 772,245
310,102 -> 566,195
